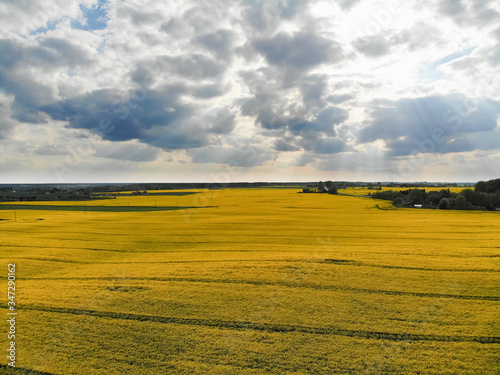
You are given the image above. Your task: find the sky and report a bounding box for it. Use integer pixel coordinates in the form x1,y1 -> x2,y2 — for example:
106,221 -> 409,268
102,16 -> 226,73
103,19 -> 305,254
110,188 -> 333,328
0,0 -> 499,183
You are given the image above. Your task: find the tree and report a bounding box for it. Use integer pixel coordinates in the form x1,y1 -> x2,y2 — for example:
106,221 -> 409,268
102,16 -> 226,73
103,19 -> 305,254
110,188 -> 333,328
459,189 -> 474,203
438,198 -> 449,209
475,181 -> 487,193
408,189 -> 426,204
455,195 -> 468,210
392,197 -> 404,207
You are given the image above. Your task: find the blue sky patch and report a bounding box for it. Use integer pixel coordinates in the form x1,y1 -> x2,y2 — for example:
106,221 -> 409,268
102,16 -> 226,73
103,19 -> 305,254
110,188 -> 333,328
31,20 -> 60,35
433,46 -> 476,67
419,46 -> 476,81
71,0 -> 108,31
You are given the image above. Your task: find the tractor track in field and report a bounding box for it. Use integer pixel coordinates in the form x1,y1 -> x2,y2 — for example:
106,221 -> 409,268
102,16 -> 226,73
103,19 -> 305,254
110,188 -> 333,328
21,304 -> 500,344
7,256 -> 499,273
2,243 -> 499,257
0,364 -> 57,374
15,276 -> 500,301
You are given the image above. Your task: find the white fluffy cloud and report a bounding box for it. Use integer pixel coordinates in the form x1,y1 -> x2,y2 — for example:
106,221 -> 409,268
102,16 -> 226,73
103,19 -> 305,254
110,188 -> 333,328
1,0 -> 499,183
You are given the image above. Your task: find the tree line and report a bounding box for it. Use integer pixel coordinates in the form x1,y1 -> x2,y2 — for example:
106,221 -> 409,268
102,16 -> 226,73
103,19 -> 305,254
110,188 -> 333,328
371,178 -> 500,211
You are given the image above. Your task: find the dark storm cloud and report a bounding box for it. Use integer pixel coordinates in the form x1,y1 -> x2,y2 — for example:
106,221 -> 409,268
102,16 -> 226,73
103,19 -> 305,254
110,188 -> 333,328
40,85 -> 236,151
385,136 -> 477,157
0,67 -> 53,123
300,74 -> 328,104
273,137 -> 301,152
40,87 -> 188,146
265,105 -> 348,154
253,31 -> 345,71
360,95 -> 500,156
240,92 -> 288,130
205,109 -> 236,134
7,75 -> 53,123
0,39 -> 21,68
0,47 -> 51,122
287,107 -> 348,136
0,37 -> 95,123
2,37 -> 94,70
316,106 -> 349,128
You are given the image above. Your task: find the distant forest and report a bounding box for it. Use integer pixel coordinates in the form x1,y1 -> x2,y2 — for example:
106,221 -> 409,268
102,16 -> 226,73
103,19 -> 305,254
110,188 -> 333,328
371,178 -> 500,211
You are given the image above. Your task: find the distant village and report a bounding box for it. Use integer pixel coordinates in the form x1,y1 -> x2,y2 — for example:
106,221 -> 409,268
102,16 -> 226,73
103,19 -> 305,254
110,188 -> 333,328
302,178 -> 500,211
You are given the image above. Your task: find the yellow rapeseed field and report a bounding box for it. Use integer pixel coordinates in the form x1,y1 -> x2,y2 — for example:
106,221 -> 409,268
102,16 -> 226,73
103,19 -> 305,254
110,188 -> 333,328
1,189 -> 499,374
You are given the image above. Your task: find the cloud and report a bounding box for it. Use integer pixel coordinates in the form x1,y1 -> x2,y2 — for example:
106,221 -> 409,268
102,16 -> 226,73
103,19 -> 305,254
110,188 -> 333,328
336,0 -> 362,10
438,0 -> 500,27
302,137 -> 345,154
196,29 -> 234,61
241,0 -> 310,35
300,74 -> 328,104
353,35 -> 391,57
1,0 -> 499,182
0,95 -> 16,139
188,145 -> 273,167
327,94 -> 354,104
360,95 -> 500,156
0,36 -> 98,123
116,3 -> 162,27
274,137 -> 301,152
0,0 -> 82,36
156,54 -> 227,80
94,141 -> 160,162
439,0 -> 466,17
40,84 -> 238,152
31,37 -> 95,68
253,31 -> 345,71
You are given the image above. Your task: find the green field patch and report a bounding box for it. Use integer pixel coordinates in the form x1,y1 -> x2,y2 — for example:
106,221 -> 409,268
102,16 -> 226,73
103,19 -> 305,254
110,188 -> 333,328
107,192 -> 198,196
0,204 -> 213,212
